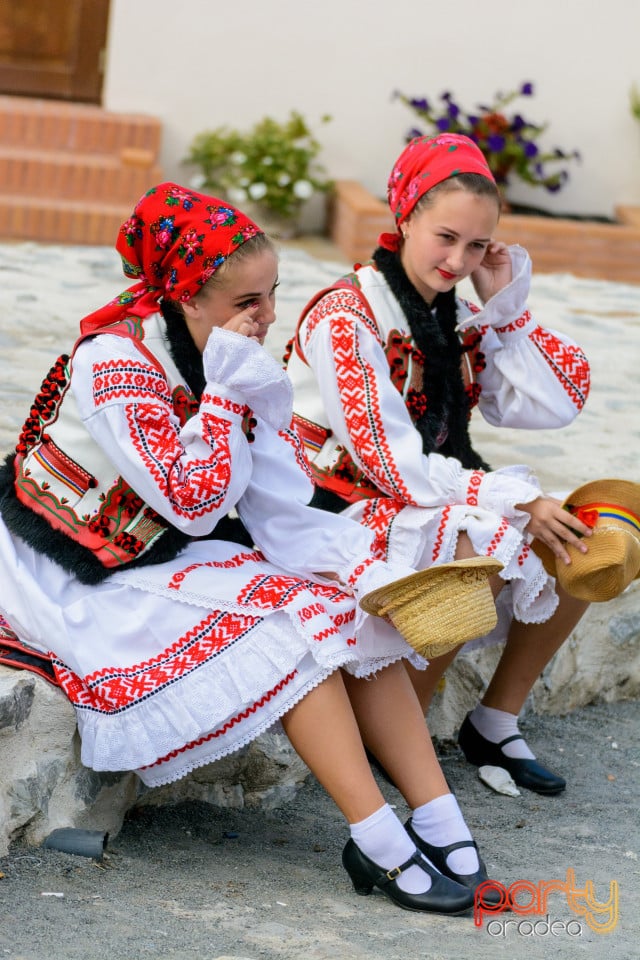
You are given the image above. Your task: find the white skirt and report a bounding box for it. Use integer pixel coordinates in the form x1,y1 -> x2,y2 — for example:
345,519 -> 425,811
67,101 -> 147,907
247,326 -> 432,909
0,518 -> 414,787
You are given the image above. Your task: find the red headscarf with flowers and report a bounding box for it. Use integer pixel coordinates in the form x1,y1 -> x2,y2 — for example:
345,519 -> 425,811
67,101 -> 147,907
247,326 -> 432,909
379,134 -> 495,252
80,182 -> 263,335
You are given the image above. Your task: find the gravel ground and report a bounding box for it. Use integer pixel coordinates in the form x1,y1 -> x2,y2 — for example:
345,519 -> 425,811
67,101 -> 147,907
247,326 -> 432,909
1,698 -> 638,960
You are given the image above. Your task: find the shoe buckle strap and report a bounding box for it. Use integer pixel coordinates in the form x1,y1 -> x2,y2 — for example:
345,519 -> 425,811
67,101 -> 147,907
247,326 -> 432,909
380,850 -> 423,885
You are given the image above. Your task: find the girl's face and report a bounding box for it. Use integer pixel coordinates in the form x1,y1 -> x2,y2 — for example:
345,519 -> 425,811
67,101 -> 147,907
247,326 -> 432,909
181,248 -> 279,352
400,188 -> 500,303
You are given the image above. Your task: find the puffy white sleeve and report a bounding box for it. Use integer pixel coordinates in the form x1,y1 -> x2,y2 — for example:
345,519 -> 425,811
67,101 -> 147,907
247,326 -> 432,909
71,330 -> 256,535
456,245 -> 591,428
237,420 -> 419,593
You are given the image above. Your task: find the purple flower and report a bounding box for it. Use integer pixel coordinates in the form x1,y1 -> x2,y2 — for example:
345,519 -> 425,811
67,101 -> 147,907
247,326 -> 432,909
436,117 -> 451,131
487,134 -> 506,152
441,91 -> 452,101
520,82 -> 534,96
448,103 -> 460,119
410,97 -> 430,111
407,127 -> 424,140
523,140 -> 538,158
467,115 -> 479,126
511,114 -> 526,132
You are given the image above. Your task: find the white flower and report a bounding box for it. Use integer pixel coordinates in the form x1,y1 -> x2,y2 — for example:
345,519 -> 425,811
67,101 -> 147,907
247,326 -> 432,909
277,173 -> 291,186
227,186 -> 248,204
239,177 -> 250,187
292,179 -> 314,199
248,182 -> 269,200
189,173 -> 207,189
230,151 -> 247,165
261,156 -> 274,165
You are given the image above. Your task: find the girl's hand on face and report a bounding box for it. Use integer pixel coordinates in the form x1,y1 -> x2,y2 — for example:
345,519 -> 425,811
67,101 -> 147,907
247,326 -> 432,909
470,240 -> 513,304
223,303 -> 263,341
516,496 -> 593,566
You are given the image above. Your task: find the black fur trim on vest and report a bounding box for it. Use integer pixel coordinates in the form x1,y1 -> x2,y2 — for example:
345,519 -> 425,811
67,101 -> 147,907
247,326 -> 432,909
161,301 -> 207,401
372,247 -> 491,472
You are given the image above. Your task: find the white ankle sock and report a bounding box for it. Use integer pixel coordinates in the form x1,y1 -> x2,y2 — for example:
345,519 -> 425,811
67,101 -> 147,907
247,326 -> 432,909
469,704 -> 535,759
410,793 -> 479,875
350,803 -> 432,894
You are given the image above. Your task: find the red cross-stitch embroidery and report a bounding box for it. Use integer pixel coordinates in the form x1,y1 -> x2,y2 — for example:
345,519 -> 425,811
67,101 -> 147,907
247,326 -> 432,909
53,609 -> 261,713
330,317 -> 416,504
303,289 -> 382,349
92,359 -> 171,406
531,327 -> 590,409
168,550 -> 264,590
360,497 -> 405,561
125,403 -> 233,518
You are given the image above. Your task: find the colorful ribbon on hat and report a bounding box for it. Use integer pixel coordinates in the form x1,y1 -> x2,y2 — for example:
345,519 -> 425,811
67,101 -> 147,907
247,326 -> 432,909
566,501 -> 640,535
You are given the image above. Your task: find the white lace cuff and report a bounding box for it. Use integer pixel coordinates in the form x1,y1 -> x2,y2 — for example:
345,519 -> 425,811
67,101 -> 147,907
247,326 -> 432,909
203,327 -> 293,430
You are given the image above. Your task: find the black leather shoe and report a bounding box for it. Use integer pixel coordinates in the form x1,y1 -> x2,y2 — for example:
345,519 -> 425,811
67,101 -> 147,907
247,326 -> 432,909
458,713 -> 566,796
404,820 -> 501,905
342,839 -> 474,914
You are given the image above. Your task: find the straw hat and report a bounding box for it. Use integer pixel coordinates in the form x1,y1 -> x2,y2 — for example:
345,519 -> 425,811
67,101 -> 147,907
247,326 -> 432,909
532,478 -> 640,602
359,557 -> 503,659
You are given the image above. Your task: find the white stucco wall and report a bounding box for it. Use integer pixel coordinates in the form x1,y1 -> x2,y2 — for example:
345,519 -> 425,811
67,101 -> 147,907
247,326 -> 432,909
103,0 -> 640,221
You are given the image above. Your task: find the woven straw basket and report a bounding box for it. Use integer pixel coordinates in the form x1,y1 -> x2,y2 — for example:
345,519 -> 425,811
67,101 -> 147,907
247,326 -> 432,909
359,557 -> 504,659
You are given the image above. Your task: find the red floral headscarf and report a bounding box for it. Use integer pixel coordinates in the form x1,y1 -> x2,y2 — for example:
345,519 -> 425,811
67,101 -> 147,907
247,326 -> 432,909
379,134 -> 495,251
80,182 -> 263,335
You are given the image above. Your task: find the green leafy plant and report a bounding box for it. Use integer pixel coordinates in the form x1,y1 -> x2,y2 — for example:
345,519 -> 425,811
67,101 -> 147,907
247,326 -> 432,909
393,82 -> 580,195
183,111 -> 332,222
631,85 -> 640,123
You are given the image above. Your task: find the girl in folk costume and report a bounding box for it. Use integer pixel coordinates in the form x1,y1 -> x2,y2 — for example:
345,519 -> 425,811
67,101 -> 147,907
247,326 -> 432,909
0,183 -> 503,915
285,135 -> 594,796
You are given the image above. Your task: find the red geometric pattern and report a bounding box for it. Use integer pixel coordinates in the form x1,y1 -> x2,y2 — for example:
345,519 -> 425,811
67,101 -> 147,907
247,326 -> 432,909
92,359 -> 171,406
125,403 -> 233,518
486,517 -> 510,555
236,573 -> 309,610
493,309 -> 534,334
330,317 -> 416,504
465,471 -> 484,506
346,556 -> 376,587
360,497 -> 405,560
168,550 -> 264,590
303,289 -> 382,349
202,392 -> 248,418
530,327 -> 590,409
53,609 -> 262,713
236,573 -> 357,646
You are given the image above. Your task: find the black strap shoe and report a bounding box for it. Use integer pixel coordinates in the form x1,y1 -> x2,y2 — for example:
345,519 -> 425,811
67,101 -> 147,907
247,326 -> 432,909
458,713 -> 566,795
341,839 -> 474,914
404,820 -> 503,905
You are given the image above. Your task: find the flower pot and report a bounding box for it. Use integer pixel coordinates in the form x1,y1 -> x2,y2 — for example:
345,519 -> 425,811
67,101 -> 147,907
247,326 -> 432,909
327,180 -> 640,284
244,202 -> 300,240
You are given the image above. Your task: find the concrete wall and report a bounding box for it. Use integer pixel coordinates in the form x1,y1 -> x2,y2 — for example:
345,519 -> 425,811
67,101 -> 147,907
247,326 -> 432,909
102,0 -> 640,222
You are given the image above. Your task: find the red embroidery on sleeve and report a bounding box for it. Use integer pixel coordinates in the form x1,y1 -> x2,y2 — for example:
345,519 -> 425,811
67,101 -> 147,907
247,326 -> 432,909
531,327 -> 590,409
466,471 -> 484,506
126,403 -> 234,518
